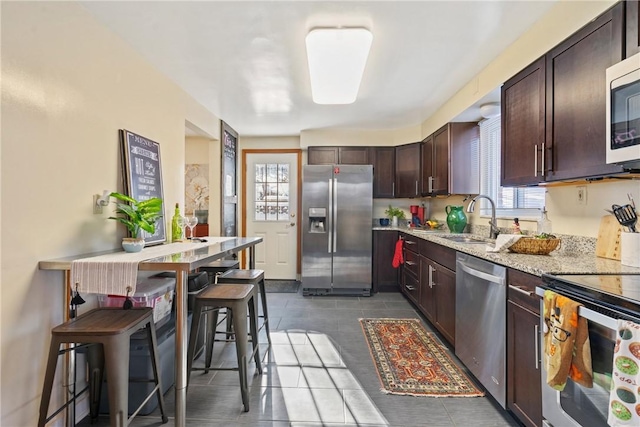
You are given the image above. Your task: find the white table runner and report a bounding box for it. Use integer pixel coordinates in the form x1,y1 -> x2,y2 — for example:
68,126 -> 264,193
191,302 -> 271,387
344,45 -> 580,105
71,238 -> 233,295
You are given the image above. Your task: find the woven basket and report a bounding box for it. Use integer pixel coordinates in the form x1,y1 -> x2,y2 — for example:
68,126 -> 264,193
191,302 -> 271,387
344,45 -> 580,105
508,238 -> 560,255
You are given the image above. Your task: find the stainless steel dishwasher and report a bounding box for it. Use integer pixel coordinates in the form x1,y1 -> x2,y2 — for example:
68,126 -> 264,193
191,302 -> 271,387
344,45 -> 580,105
455,253 -> 507,408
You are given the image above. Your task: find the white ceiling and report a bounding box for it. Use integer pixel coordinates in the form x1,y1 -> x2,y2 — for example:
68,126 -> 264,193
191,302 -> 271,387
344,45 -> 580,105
80,1 -> 557,137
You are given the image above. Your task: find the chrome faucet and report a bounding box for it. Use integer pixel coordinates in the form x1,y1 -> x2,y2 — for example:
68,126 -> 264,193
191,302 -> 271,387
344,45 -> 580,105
466,195 -> 500,239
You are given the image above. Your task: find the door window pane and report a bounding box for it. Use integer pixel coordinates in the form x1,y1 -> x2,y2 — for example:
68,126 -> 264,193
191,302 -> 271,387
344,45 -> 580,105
254,163 -> 290,221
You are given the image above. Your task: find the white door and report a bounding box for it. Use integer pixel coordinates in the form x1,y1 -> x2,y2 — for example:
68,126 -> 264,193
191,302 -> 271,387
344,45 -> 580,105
246,152 -> 298,280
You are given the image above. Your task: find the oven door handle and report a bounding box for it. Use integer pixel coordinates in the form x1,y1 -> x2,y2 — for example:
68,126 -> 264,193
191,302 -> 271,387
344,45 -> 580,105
535,287 -> 618,330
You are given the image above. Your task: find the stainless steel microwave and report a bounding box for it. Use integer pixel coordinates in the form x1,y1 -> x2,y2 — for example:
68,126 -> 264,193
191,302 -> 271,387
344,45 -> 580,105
606,52 -> 640,169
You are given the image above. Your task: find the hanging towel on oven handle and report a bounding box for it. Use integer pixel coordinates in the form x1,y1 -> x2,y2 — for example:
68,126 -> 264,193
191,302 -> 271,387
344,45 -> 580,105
392,237 -> 404,268
543,290 -> 593,391
608,319 -> 640,427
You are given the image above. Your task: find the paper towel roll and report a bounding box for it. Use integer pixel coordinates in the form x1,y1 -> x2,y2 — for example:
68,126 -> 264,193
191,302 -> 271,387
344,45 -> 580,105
621,232 -> 640,268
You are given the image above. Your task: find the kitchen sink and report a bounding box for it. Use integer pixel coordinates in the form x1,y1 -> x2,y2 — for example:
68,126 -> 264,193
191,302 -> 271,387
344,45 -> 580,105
440,235 -> 491,245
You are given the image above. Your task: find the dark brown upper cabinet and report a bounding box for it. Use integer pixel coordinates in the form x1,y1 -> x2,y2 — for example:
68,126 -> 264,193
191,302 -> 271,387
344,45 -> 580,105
307,146 -> 369,165
501,3 -> 625,185
422,123 -> 479,195
338,147 -> 369,164
502,57 -> 546,186
395,143 -> 421,198
370,147 -> 396,198
545,2 -> 625,181
627,0 -> 640,57
307,147 -> 338,165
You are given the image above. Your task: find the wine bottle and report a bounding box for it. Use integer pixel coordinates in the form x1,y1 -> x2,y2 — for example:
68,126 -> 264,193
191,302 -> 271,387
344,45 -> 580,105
171,203 -> 183,242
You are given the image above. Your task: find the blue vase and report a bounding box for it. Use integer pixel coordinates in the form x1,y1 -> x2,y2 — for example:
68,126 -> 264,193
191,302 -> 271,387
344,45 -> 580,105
122,238 -> 145,253
445,205 -> 467,233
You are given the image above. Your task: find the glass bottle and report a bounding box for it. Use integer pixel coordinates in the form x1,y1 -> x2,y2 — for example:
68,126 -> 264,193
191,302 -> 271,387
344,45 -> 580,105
537,207 -> 552,234
171,203 -> 184,242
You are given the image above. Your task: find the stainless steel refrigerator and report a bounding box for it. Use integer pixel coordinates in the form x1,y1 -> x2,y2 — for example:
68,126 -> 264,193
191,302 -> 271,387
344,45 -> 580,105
302,164 -> 373,296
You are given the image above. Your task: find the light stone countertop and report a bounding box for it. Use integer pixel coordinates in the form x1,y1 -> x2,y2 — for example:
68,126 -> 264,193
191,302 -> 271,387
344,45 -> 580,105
373,226 -> 640,277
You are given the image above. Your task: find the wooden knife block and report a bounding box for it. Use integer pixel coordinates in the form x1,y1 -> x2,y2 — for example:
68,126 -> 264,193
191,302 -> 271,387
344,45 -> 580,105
595,215 -> 622,260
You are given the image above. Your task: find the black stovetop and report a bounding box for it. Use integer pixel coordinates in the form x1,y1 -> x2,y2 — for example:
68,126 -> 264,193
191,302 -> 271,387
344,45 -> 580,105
541,273 -> 640,320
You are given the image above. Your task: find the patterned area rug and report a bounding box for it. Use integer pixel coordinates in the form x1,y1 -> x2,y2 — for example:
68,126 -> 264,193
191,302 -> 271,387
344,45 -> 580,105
264,279 -> 300,293
360,318 -> 485,397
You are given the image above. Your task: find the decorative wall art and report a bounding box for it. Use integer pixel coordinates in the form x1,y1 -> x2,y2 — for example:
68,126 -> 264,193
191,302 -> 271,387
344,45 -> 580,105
119,129 -> 166,245
221,121 -> 238,236
185,163 -> 209,224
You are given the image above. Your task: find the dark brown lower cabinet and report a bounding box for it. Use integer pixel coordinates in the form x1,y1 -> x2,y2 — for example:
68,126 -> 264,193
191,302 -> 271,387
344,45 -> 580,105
506,269 -> 542,427
419,257 -> 455,346
372,230 -> 399,292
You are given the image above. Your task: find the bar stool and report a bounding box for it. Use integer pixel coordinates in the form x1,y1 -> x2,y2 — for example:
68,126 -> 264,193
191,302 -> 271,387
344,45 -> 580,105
215,269 -> 271,348
186,284 -> 261,412
199,259 -> 239,284
39,307 -> 168,427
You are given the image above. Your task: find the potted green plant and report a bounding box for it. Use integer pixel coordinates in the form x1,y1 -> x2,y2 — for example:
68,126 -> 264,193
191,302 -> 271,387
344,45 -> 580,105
108,192 -> 163,252
384,205 -> 406,227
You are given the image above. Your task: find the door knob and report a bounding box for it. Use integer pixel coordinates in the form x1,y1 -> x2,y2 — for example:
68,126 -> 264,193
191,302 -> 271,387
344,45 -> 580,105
291,213 -> 296,218
290,222 -> 296,227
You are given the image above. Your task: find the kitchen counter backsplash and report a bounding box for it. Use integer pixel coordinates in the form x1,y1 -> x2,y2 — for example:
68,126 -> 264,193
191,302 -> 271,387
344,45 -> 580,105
373,225 -> 640,277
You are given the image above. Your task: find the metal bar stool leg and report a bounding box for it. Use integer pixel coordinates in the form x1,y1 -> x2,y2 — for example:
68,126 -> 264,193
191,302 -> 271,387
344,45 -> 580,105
86,343 -> 105,421
146,322 -> 168,423
248,294 -> 262,374
103,335 -> 130,427
229,304 -> 250,412
39,337 -> 63,427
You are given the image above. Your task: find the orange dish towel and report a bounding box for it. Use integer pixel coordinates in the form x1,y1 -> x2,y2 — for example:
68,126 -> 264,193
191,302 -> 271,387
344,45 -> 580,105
543,290 -> 593,390
392,238 -> 404,268
608,319 -> 640,426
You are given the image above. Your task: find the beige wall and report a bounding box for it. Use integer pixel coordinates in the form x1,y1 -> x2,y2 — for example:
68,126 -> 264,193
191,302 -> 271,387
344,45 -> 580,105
300,126 -> 421,148
1,2 -> 219,425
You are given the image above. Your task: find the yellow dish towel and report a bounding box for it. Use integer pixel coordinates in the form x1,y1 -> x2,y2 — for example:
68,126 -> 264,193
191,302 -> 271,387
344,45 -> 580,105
608,319 -> 640,426
543,290 -> 593,390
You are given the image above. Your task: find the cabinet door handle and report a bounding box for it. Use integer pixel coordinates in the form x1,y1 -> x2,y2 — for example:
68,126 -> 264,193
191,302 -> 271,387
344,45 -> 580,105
428,265 -> 435,288
534,144 -> 538,177
534,324 -> 540,370
405,240 -> 417,245
508,284 -> 534,297
405,285 -> 416,291
415,180 -> 419,196
541,142 -> 546,174
405,261 -> 417,266
428,176 -> 434,193
392,182 -> 395,197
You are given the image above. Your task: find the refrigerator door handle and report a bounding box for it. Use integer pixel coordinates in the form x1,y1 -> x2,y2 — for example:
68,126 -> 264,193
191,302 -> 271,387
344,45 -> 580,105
328,179 -> 333,253
333,178 -> 338,253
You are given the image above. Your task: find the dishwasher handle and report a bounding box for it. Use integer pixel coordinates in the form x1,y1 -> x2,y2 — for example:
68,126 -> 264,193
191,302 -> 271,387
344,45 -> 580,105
457,260 -> 506,285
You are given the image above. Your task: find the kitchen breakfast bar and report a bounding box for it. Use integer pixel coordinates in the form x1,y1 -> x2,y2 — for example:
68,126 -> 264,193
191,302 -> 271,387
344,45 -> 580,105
38,236 -> 263,427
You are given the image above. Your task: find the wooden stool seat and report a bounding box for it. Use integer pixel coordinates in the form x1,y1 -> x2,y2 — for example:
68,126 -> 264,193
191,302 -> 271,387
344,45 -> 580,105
187,284 -> 261,412
39,307 -> 168,427
217,269 -> 263,281
197,283 -> 255,300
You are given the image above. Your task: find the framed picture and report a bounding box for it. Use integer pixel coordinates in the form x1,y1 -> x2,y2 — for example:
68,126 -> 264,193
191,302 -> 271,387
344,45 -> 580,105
221,121 -> 238,236
120,129 -> 167,245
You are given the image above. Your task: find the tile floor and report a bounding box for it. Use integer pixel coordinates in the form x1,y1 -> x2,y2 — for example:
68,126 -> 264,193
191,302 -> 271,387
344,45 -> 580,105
80,290 -> 520,427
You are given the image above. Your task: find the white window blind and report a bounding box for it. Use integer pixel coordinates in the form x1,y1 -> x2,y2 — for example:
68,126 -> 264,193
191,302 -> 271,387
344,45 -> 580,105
479,115 -> 545,218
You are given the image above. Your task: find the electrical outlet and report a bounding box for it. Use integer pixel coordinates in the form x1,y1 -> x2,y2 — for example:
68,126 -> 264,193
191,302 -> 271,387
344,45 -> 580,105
93,194 -> 103,214
576,186 -> 587,205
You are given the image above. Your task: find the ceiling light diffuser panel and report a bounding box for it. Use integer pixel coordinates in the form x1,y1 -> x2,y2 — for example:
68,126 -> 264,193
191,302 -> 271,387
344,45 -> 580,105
305,27 -> 373,105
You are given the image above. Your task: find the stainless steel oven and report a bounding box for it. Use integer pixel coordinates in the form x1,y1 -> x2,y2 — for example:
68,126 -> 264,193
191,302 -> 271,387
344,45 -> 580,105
536,274 -> 640,427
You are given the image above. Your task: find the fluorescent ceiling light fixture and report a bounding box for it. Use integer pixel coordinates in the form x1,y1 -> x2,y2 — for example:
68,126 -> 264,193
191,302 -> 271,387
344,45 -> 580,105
305,27 -> 373,105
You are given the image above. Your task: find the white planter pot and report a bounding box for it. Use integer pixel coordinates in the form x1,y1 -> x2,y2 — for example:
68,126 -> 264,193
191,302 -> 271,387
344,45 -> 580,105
122,237 -> 145,253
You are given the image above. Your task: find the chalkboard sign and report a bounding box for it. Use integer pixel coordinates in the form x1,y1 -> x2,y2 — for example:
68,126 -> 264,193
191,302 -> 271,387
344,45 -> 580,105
221,121 -> 238,236
120,129 -> 166,245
